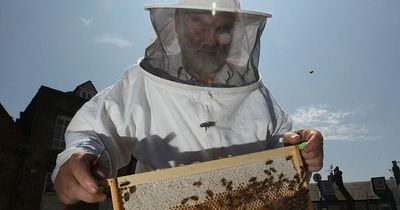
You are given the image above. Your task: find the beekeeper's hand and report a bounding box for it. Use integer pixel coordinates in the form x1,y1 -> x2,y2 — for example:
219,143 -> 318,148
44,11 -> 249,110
54,152 -> 107,204
283,128 -> 324,172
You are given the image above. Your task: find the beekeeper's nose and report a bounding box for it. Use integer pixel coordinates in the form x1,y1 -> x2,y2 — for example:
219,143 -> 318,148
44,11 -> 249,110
204,29 -> 232,48
203,29 -> 219,47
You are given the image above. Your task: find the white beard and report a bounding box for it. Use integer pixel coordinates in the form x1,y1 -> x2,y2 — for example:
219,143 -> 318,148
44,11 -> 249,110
183,49 -> 226,75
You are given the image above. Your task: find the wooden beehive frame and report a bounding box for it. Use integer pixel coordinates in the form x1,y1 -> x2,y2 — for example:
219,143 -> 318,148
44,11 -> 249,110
107,145 -> 313,210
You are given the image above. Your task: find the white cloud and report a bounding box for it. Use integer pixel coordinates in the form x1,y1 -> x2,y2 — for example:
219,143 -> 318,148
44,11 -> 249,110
291,105 -> 369,142
95,34 -> 133,48
80,17 -> 93,26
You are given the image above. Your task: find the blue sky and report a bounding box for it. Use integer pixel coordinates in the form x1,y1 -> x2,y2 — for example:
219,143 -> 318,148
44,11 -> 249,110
1,0 -> 399,182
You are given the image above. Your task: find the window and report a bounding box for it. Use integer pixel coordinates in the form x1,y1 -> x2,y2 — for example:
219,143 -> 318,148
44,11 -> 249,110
327,205 -> 340,210
80,90 -> 94,99
313,203 -> 319,210
81,91 -> 87,98
369,205 -> 378,210
371,177 -> 386,190
379,204 -> 391,210
354,201 -> 368,210
51,116 -> 71,149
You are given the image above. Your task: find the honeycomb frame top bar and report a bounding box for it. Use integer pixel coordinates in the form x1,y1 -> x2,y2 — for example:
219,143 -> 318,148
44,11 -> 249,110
107,145 -> 312,210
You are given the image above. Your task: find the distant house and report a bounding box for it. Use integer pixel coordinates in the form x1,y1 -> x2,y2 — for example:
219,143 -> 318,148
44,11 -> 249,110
309,178 -> 400,210
0,80 -> 138,210
13,81 -> 99,210
0,103 -> 26,210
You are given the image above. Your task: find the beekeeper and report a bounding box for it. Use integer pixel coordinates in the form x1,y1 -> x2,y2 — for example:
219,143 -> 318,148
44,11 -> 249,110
53,0 -> 324,204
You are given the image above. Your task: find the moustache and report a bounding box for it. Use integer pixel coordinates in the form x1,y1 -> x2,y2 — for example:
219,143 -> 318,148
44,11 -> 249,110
192,46 -> 228,55
196,46 -> 217,54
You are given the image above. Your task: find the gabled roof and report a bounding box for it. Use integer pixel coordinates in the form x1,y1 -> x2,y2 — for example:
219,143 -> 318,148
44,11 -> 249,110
0,102 -> 25,148
0,103 -> 13,122
18,81 -> 97,119
72,80 -> 98,94
335,180 -> 379,200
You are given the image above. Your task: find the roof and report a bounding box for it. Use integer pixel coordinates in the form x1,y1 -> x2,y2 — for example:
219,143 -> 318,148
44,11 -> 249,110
0,103 -> 13,122
309,179 -> 400,201
72,80 -> 98,94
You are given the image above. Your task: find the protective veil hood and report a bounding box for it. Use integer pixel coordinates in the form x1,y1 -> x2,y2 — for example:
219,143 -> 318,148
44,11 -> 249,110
141,0 -> 272,87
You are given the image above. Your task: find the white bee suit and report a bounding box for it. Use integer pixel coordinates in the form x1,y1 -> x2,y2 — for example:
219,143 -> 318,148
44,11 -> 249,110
52,63 -> 292,180
52,0 -> 293,181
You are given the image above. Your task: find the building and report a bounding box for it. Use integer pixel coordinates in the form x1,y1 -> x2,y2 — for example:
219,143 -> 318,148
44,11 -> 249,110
309,170 -> 400,210
0,103 -> 26,210
1,81 -> 137,210
14,81 -> 99,210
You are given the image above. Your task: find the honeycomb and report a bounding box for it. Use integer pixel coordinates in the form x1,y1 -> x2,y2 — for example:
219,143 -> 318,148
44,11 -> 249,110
108,146 -> 312,210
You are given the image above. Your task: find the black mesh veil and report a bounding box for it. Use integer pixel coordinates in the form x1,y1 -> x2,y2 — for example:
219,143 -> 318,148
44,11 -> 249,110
140,8 -> 267,87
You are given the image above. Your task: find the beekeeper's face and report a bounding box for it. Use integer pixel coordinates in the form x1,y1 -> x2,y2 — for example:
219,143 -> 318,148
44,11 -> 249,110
175,10 -> 235,79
